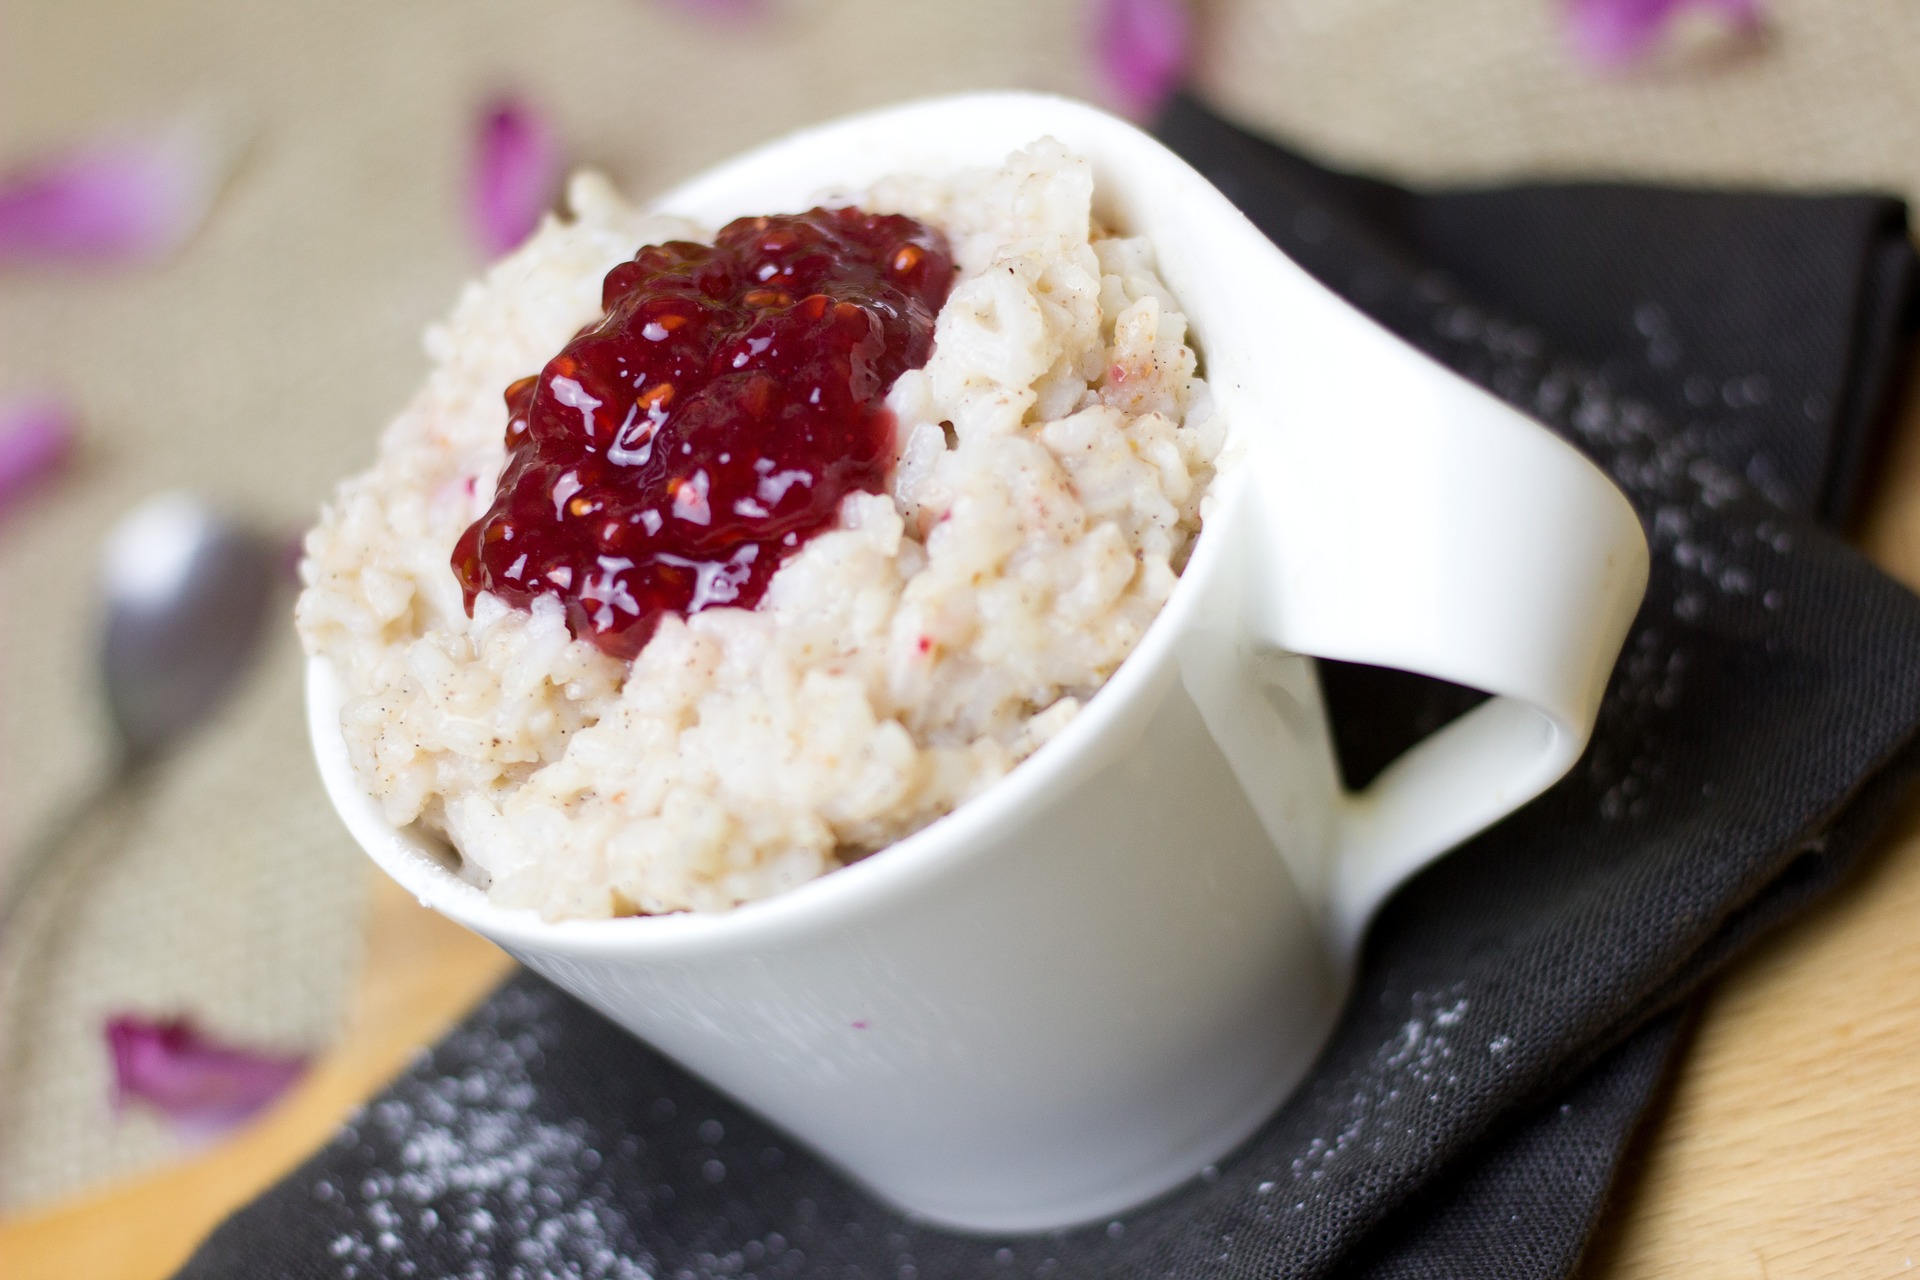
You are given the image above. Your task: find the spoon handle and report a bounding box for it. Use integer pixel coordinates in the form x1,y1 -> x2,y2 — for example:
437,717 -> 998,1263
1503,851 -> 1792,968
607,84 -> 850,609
0,762 -> 137,940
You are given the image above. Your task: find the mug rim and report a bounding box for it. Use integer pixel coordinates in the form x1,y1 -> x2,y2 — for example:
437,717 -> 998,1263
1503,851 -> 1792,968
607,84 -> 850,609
308,89 -> 1295,958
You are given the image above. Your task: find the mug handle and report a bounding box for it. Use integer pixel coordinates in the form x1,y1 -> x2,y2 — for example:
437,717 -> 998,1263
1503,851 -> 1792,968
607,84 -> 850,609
1240,334 -> 1648,955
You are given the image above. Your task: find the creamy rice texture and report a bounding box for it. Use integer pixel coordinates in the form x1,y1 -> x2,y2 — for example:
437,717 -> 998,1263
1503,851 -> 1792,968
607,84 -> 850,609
297,140 -> 1223,919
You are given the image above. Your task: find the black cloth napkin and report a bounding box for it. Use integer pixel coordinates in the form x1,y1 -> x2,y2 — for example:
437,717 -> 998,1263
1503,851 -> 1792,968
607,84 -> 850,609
178,97 -> 1920,1280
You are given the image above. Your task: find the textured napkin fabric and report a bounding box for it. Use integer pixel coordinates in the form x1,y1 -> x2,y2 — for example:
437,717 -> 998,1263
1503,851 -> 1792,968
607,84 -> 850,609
176,99 -> 1920,1280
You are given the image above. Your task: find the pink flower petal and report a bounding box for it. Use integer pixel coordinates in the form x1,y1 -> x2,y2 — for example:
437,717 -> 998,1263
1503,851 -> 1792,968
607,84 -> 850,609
0,392 -> 77,518
1567,0 -> 1762,66
470,95 -> 563,259
279,528 -> 308,584
105,1014 -> 307,1140
1092,0 -> 1192,119
655,0 -> 769,20
0,114 -> 229,266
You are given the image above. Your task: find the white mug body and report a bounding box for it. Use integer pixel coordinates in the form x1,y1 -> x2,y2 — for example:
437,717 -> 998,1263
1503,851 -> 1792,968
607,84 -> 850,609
308,93 -> 1649,1235
483,648 -> 1346,1232
309,511 -> 1353,1232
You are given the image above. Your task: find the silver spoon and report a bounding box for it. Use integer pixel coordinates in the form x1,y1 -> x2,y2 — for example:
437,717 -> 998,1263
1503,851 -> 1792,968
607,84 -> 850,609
0,492 -> 278,928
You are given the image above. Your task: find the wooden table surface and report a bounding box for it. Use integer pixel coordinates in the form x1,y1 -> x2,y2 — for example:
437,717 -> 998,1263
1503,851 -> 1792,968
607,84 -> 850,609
4,377 -> 1918,1279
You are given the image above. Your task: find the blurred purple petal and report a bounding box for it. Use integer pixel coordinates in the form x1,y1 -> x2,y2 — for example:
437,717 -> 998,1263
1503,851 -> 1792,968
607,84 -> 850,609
106,1014 -> 307,1139
470,96 -> 563,258
1092,0 -> 1192,119
0,392 -> 77,518
279,528 -> 308,584
655,0 -> 768,20
0,115 -> 228,266
1567,0 -> 1762,66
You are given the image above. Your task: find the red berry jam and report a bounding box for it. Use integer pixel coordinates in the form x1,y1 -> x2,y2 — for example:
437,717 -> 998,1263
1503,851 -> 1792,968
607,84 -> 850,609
452,209 -> 954,659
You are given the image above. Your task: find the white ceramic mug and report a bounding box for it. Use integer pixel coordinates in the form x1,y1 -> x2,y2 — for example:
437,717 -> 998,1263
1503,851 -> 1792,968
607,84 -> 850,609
308,93 -> 1649,1235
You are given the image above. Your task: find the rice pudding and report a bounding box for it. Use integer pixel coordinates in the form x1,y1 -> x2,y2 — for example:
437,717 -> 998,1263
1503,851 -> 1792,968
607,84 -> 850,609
296,140 -> 1223,920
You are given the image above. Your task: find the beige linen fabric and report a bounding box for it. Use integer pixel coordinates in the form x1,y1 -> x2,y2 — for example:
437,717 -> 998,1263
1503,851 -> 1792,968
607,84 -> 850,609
1199,0 -> 1920,203
0,0 -> 1910,1213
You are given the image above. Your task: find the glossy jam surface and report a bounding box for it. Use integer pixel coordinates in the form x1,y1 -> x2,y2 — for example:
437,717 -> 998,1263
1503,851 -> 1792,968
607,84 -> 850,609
453,208 -> 954,659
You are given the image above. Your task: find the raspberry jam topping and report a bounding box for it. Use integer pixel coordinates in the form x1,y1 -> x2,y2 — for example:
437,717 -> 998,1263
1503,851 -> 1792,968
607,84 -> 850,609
452,208 -> 954,659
